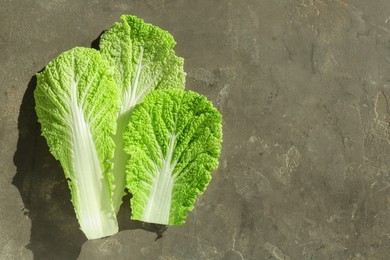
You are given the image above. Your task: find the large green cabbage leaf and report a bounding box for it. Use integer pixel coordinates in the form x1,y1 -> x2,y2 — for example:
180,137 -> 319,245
123,89 -> 222,225
35,47 -> 119,239
99,15 -> 186,214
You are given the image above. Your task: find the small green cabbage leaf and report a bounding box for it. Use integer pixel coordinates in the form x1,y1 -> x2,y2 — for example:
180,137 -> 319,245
99,15 -> 186,214
35,47 -> 119,239
123,89 -> 222,225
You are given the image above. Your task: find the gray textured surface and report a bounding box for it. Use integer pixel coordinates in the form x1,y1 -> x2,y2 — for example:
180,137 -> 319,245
2,0 -> 390,259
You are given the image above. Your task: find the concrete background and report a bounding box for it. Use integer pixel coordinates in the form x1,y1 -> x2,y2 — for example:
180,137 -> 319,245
2,0 -> 390,259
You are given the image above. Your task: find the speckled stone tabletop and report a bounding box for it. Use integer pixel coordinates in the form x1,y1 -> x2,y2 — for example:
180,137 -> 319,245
2,1 -> 390,259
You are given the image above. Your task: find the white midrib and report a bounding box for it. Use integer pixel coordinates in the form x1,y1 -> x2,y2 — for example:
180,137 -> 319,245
120,46 -> 144,115
142,133 -> 177,225
111,111 -> 132,214
68,61 -> 118,239
112,46 -> 145,213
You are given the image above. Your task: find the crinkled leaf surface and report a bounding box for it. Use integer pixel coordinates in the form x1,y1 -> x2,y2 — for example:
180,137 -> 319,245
35,47 -> 119,239
123,89 -> 222,225
100,15 -> 186,213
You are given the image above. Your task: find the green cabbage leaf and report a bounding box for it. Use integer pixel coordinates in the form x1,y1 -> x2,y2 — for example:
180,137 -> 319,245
35,47 -> 119,239
123,89 -> 222,225
99,15 -> 186,214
